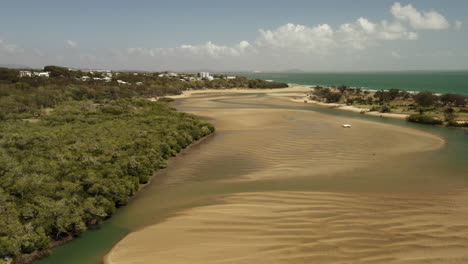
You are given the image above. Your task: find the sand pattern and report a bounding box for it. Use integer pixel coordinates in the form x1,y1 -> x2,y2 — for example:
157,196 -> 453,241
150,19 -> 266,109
104,89 -> 462,264
106,191 -> 468,264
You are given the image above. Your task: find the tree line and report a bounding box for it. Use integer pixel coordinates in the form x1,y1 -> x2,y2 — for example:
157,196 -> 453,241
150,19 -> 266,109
0,67 -> 287,121
309,85 -> 467,127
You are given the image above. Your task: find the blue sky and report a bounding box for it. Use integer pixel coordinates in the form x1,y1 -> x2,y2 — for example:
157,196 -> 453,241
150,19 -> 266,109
1,0 -> 467,71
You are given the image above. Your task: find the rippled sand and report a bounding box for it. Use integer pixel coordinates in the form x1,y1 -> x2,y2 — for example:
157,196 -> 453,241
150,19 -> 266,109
107,191 -> 468,264
104,90 -> 466,264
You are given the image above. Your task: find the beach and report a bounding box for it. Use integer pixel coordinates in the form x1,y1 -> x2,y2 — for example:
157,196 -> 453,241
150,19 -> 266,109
166,86 -> 411,120
102,88 -> 468,264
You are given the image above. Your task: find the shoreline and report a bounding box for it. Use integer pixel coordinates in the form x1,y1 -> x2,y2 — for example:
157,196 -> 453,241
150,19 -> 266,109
166,86 -> 466,127
290,97 -> 410,119
21,125 -> 216,264
165,86 -> 410,120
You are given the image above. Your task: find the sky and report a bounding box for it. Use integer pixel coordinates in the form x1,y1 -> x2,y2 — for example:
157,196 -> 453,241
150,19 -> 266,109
1,0 -> 467,71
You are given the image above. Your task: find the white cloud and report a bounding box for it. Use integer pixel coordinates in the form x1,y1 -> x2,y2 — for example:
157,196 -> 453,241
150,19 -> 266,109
338,18 -> 417,50
8,2 -> 455,71
391,2 -> 449,30
176,41 -> 250,57
238,40 -> 250,51
125,14 -> 419,61
252,17 -> 417,54
378,20 -> 418,40
128,40 -> 251,58
66,40 -> 78,48
256,23 -> 335,54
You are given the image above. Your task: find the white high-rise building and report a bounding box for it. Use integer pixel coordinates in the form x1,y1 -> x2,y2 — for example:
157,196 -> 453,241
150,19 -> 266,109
198,72 -> 210,78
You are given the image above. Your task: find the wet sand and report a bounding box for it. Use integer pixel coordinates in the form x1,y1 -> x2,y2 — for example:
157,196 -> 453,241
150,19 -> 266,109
107,191 -> 468,264
104,89 -> 468,264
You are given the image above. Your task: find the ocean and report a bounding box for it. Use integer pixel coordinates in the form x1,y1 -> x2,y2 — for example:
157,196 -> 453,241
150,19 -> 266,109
236,71 -> 468,95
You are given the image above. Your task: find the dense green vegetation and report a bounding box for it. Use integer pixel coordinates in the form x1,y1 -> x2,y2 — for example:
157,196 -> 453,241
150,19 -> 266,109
309,86 -> 468,127
407,114 -> 443,125
0,99 -> 214,262
0,66 -> 292,263
0,67 -> 287,121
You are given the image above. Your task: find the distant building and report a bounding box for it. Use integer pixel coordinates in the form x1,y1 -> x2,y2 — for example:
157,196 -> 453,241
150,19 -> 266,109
34,72 -> 50,78
103,77 -> 112,82
81,76 -> 90,81
136,82 -> 143,85
158,72 -> 178,78
198,72 -> 210,79
19,71 -> 32,77
117,80 -> 128,85
226,76 -> 236,80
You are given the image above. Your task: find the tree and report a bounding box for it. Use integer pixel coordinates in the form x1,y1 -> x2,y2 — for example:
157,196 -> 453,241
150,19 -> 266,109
43,66 -> 70,78
374,90 -> 391,103
399,90 -> 411,99
337,85 -> 348,94
324,92 -> 342,103
388,88 -> 400,100
0,68 -> 19,83
413,91 -> 436,107
443,107 -> 456,121
407,114 -> 443,125
440,93 -> 467,107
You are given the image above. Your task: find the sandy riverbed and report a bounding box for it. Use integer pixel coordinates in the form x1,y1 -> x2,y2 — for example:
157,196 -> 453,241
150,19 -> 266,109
104,89 -> 466,264
106,190 -> 468,264
166,86 -> 410,119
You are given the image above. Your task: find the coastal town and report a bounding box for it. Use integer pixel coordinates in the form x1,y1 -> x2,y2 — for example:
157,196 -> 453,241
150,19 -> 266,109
17,68 -> 237,86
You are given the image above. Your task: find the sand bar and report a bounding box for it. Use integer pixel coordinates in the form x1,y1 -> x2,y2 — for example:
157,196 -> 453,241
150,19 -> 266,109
105,89 -> 454,264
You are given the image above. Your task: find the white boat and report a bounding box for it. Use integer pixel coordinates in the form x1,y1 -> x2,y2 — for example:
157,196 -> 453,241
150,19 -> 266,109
342,124 -> 352,128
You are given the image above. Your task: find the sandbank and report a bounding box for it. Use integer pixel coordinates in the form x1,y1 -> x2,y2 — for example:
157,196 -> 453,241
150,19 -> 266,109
105,90 -> 450,264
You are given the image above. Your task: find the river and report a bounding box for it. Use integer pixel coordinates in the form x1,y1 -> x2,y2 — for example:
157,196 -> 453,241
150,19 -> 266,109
37,89 -> 468,264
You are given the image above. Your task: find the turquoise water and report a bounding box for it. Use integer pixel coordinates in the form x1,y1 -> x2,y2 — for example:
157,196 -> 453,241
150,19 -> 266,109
236,71 -> 468,95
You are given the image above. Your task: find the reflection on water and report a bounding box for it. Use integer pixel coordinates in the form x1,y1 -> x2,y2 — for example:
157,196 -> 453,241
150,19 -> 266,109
37,92 -> 468,264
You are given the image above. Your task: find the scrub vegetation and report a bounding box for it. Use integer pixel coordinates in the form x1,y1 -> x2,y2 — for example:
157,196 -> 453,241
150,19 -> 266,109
308,85 -> 468,127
